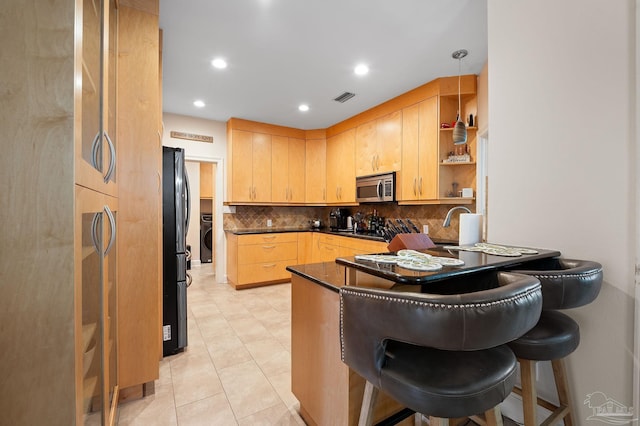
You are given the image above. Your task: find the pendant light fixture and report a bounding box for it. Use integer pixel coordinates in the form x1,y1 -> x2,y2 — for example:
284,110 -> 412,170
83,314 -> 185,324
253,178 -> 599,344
452,49 -> 468,145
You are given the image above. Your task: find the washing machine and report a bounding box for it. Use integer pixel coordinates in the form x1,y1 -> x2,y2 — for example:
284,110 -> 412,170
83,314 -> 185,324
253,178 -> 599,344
200,214 -> 213,263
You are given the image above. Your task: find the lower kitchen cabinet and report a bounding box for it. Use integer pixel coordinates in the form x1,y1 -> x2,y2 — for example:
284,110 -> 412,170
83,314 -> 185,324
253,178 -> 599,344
312,233 -> 388,262
226,232 -> 299,289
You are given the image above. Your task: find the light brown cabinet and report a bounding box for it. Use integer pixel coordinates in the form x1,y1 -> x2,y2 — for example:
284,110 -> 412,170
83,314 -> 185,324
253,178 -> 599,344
312,233 -> 388,262
305,137 -> 327,203
271,136 -> 305,203
226,233 -> 298,289
116,0 -> 161,394
326,129 -> 356,203
228,129 -> 272,203
398,97 -> 439,202
200,162 -> 213,199
0,0 -> 160,423
355,111 -> 402,177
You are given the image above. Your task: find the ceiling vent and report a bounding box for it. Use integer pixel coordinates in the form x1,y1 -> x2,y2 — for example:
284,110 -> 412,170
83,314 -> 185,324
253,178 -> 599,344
333,92 -> 356,103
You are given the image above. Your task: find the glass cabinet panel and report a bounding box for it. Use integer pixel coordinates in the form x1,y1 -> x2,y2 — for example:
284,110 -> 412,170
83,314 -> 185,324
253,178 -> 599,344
81,209 -> 104,425
81,0 -> 102,175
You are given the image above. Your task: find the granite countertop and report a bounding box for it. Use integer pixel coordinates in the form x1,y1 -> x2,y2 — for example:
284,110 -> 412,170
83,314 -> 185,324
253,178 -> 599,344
288,244 -> 561,293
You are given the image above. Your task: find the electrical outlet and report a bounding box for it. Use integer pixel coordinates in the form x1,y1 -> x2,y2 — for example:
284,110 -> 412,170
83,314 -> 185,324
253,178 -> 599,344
423,225 -> 429,234
267,219 -> 272,227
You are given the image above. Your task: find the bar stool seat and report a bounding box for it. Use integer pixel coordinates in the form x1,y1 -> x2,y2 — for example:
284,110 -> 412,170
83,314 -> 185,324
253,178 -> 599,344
507,258 -> 603,426
508,310 -> 579,361
339,271 -> 544,426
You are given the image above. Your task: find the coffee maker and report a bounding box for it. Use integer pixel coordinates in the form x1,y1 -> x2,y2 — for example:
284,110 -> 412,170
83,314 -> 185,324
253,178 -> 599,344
329,208 -> 350,230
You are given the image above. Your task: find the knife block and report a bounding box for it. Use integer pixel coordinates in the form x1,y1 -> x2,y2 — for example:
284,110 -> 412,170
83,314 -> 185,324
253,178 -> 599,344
387,233 -> 436,252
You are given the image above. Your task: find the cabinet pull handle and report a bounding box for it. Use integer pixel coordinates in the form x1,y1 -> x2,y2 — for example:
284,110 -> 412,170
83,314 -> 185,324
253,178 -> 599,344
103,131 -> 116,183
323,188 -> 326,201
262,235 -> 276,240
262,264 -> 276,268
157,130 -> 162,147
90,132 -> 101,171
157,171 -> 161,194
413,178 -> 417,196
376,154 -> 380,170
419,177 -> 423,195
104,205 -> 116,256
371,156 -> 375,171
91,212 -> 102,254
262,245 -> 276,249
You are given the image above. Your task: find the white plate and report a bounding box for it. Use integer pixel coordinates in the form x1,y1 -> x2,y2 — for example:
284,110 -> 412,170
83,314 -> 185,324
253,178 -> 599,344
396,260 -> 443,271
432,257 -> 465,266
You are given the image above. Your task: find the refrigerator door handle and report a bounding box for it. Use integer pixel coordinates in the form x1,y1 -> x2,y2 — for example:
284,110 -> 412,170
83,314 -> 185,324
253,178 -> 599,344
184,167 -> 191,235
186,272 -> 192,287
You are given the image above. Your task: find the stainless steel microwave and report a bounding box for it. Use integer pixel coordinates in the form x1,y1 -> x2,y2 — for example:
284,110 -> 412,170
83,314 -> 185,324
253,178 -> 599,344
356,172 -> 396,203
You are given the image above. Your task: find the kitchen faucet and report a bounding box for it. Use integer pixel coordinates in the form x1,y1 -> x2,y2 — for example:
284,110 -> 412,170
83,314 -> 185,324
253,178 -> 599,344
442,206 -> 472,227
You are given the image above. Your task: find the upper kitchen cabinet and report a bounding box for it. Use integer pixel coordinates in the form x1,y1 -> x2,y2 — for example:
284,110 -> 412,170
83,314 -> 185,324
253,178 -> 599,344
271,136 -> 305,203
305,131 -> 327,204
398,97 -> 439,202
326,128 -> 356,204
437,75 -> 477,201
355,110 -> 402,177
227,129 -> 272,203
76,0 -> 118,196
227,118 -> 310,205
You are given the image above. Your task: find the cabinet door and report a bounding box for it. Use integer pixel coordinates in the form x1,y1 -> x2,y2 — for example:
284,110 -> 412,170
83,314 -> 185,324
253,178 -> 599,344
288,138 -> 306,203
252,132 -> 272,203
355,121 -> 377,177
376,110 -> 402,173
271,135 -> 289,202
325,134 -> 340,203
306,139 -> 326,203
399,103 -> 420,201
75,186 -> 118,425
418,97 -> 438,200
336,129 -> 356,203
230,130 -> 253,202
76,0 -> 118,196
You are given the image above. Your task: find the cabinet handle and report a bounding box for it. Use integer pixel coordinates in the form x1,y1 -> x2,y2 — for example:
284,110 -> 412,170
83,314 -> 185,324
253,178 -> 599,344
104,205 -> 116,256
157,171 -> 161,194
323,188 -> 326,201
103,131 -> 116,183
336,187 -> 339,199
413,178 -> 417,196
157,130 -> 162,147
262,264 -> 277,268
91,212 -> 102,254
262,245 -> 276,249
371,156 -> 375,171
249,186 -> 252,200
90,132 -> 101,171
253,186 -> 257,200
419,177 -> 423,195
375,154 -> 380,170
262,235 -> 276,240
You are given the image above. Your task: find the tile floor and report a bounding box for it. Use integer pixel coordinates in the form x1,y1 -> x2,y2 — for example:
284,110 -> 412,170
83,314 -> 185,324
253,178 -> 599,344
116,263 -> 521,426
117,264 -> 305,425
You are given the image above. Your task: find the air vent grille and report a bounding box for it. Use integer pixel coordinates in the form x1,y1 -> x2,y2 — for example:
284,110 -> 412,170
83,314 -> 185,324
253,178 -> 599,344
333,92 -> 356,103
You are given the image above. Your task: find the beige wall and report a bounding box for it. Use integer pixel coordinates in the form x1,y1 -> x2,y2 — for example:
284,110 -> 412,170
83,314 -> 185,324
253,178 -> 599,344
488,0 -> 636,421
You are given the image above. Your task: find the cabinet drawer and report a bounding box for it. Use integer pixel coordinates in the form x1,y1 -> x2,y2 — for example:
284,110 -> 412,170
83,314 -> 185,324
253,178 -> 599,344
237,260 -> 294,285
239,232 -> 298,245
238,241 -> 298,265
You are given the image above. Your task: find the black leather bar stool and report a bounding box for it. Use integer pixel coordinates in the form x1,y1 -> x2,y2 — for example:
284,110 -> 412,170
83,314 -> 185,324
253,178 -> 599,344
339,271 -> 543,426
507,258 -> 603,426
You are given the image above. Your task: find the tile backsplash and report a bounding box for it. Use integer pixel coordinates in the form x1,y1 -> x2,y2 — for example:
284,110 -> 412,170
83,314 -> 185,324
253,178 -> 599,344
223,204 -> 475,241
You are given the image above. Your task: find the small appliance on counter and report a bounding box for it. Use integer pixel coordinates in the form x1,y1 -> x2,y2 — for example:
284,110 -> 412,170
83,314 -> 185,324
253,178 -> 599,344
329,208 -> 350,230
309,219 -> 323,230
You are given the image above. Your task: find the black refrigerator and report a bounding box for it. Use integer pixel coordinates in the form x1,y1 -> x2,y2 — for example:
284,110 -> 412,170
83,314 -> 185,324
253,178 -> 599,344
162,146 -> 190,356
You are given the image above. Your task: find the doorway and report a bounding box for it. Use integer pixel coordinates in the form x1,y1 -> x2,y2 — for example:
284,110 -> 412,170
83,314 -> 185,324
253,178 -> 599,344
184,160 -> 216,270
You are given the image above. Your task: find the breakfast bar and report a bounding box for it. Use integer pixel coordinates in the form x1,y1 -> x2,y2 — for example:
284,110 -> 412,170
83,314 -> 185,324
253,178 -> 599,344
287,244 -> 561,426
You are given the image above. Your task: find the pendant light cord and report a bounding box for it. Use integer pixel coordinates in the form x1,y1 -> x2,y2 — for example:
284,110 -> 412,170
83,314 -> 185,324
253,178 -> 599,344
458,57 -> 462,121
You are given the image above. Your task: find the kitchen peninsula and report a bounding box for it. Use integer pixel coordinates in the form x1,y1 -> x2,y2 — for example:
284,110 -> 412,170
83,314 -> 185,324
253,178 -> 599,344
288,245 -> 560,426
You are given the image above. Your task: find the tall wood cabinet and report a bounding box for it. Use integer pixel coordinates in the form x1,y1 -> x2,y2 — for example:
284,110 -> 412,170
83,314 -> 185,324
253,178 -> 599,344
117,0 -> 161,393
0,0 -> 160,424
398,97 -> 439,201
326,129 -> 356,203
305,134 -> 327,204
271,136 -> 305,203
228,129 -> 272,203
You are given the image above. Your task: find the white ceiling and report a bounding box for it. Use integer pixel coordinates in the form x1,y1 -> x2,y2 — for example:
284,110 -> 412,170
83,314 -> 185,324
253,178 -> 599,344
159,0 -> 487,130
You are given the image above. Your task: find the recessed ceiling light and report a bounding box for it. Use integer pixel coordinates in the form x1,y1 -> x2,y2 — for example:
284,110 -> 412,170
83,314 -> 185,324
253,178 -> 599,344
193,100 -> 205,108
354,64 -> 369,76
211,58 -> 227,69
298,104 -> 309,112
